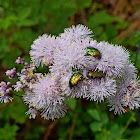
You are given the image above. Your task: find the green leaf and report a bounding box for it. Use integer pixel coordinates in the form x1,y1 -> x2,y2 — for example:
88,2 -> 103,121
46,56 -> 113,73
132,32 -> 140,37
95,129 -> 110,140
129,136 -> 140,140
76,0 -> 92,9
17,19 -> 38,27
10,28 -> 38,49
90,122 -> 103,132
99,32 -> 108,41
0,35 -> 10,59
0,124 -> 19,140
87,109 -> 100,121
66,98 -> 77,110
123,32 -> 140,47
88,10 -> 113,27
115,18 -> 129,30
1,48 -> 22,68
101,113 -> 109,124
0,15 -> 18,30
44,0 -> 76,14
92,25 -> 103,36
17,7 -> 31,20
128,128 -> 140,140
1,97 -> 28,124
106,23 -> 118,40
110,124 -> 122,139
24,125 -> 45,140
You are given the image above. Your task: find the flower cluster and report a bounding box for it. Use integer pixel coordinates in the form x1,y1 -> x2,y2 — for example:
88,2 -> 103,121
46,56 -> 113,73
0,24 -> 140,120
0,81 -> 12,103
13,62 -> 41,91
6,68 -> 16,79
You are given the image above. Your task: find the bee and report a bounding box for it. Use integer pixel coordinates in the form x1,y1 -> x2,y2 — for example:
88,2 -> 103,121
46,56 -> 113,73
87,71 -> 105,79
69,72 -> 83,87
86,47 -> 101,59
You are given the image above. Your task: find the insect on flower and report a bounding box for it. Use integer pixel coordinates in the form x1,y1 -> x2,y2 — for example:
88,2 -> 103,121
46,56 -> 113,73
69,72 -> 83,87
1,24 -> 140,119
87,71 -> 105,79
86,46 -> 101,59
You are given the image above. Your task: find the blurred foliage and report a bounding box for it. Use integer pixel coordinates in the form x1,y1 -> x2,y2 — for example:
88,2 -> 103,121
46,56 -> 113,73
0,0 -> 140,139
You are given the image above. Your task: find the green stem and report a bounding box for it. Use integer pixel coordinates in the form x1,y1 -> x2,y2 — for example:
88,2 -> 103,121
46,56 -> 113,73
120,111 -> 135,137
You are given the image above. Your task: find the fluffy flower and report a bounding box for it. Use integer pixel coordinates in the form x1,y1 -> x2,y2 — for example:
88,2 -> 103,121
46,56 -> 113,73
25,107 -> 37,119
30,34 -> 57,67
75,39 -> 100,70
59,68 -> 116,102
15,57 -> 25,65
41,100 -> 66,120
5,68 -> 16,79
94,41 -> 130,77
59,70 -> 84,98
13,81 -> 25,92
108,78 -> 140,114
23,74 -> 67,120
0,82 -> 13,103
122,79 -> 140,110
59,24 -> 93,41
1,24 -> 140,119
119,61 -> 137,80
86,77 -> 116,102
108,93 -> 127,115
51,41 -> 87,73
0,95 -> 13,103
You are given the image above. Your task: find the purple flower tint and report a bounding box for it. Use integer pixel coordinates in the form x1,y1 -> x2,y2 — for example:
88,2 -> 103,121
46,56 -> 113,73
30,64 -> 36,71
0,81 -> 13,103
21,68 -> 28,75
13,62 -> 38,92
13,81 -> 25,92
6,88 -> 12,93
16,72 -> 20,76
24,62 -> 28,66
50,41 -> 87,74
123,79 -> 140,110
73,39 -> 100,69
30,34 -> 57,67
118,61 -> 137,81
93,41 -> 130,77
24,62 -> 29,69
1,24 -> 140,119
108,77 -> 140,114
109,98 -> 127,115
59,24 -> 93,41
25,107 -> 37,119
6,68 -> 16,79
59,68 -> 116,102
23,74 -> 67,120
15,57 -> 25,65
85,77 -> 117,102
41,100 -> 67,120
